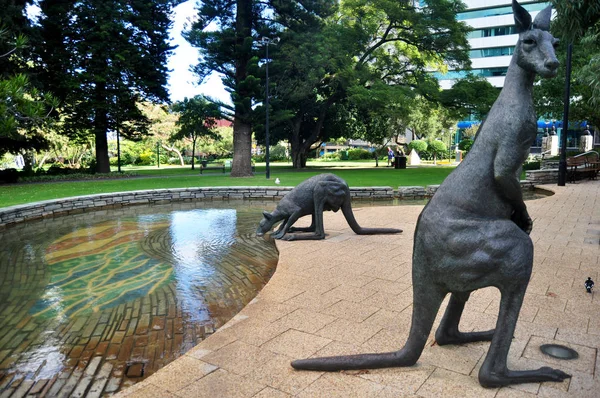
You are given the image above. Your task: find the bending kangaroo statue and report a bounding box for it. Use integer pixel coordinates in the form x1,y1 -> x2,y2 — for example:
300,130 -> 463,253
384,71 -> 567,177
292,1 -> 570,388
256,174 -> 402,240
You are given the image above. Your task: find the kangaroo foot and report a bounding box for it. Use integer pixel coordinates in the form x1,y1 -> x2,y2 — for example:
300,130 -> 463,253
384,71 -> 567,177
479,367 -> 571,388
435,329 -> 495,345
271,231 -> 286,239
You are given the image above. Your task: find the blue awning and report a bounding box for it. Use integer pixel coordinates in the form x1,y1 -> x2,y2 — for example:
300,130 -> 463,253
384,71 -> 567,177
457,121 -> 477,129
537,120 -> 588,129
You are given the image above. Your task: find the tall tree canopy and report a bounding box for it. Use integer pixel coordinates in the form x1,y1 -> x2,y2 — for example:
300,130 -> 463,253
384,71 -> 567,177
534,1 -> 600,127
262,0 -> 471,167
439,74 -> 499,121
1,11 -> 57,159
185,0 -> 337,175
35,0 -> 182,173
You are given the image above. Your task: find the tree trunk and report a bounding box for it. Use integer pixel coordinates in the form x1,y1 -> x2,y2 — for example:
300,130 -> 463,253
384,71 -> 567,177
94,83 -> 110,173
231,118 -> 253,176
37,152 -> 50,169
230,0 -> 254,177
162,144 -> 184,166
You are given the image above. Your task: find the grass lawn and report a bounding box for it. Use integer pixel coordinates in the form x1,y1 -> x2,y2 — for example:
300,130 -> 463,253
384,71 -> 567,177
0,162 -> 457,208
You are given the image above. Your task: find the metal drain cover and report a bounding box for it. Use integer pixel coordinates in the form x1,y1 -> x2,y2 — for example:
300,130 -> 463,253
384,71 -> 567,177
540,344 -> 579,360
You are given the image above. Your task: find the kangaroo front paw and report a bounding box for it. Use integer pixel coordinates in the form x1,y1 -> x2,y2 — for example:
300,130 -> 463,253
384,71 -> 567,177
271,231 -> 285,239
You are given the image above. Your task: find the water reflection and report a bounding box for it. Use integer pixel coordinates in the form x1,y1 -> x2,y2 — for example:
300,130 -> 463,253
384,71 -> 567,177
169,209 -> 238,322
0,202 -> 277,396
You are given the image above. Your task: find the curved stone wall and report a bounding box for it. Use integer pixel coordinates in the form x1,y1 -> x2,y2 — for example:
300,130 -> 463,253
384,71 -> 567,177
0,182 -> 536,228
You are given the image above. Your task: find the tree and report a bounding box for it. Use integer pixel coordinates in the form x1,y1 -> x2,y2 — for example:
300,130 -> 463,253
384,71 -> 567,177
408,140 -> 427,153
171,96 -> 222,170
36,0 -> 181,173
428,139 -> 447,165
542,1 -> 600,119
263,0 -> 471,168
0,24 -> 57,159
185,0 -> 335,175
533,39 -> 599,128
140,102 -> 184,166
439,74 -> 499,121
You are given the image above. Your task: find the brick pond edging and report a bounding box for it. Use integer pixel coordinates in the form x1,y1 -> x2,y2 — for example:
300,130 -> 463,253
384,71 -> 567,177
0,182 -> 536,228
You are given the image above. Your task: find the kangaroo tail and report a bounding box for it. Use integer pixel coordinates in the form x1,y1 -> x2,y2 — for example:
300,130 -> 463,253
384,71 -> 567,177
341,201 -> 402,235
291,282 -> 445,371
291,351 -> 412,371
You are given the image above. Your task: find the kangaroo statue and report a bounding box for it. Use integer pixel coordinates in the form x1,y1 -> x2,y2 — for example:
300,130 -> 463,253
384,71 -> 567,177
256,173 -> 402,240
292,1 -> 570,388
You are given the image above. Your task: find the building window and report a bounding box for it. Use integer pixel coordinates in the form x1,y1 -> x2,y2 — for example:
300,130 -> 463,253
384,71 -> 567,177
469,46 -> 515,58
457,2 -> 549,20
467,25 -> 517,39
435,67 -> 508,80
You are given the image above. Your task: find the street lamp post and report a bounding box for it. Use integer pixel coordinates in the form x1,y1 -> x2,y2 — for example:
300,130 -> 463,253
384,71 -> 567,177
262,37 -> 275,179
558,43 -> 573,186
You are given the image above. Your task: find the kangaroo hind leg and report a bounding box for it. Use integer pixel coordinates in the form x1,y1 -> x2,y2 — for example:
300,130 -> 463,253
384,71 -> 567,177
289,214 -> 316,233
291,281 -> 446,371
478,281 -> 570,387
435,292 -> 495,345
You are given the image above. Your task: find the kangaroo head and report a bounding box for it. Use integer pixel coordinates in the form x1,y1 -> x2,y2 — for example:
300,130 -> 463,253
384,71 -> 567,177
256,210 -> 277,236
512,0 -> 559,78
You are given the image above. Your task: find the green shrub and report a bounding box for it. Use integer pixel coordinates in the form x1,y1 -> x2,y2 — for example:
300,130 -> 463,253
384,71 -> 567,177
347,148 -> 371,160
408,140 -> 428,153
270,145 -> 288,161
137,150 -> 156,165
458,139 -> 474,153
522,160 -> 541,171
428,140 -> 447,154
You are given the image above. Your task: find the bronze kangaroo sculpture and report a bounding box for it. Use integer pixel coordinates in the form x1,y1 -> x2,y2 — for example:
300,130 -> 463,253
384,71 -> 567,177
292,1 -> 570,388
256,174 -> 402,240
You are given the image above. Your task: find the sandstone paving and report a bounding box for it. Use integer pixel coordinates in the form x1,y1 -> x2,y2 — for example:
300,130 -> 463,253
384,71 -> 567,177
118,180 -> 600,397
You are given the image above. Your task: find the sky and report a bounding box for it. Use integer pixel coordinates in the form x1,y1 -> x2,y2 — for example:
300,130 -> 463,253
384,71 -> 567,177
26,1 -> 229,104
167,1 -> 230,104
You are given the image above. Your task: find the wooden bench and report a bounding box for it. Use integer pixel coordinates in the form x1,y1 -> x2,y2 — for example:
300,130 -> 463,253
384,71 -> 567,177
200,161 -> 256,174
566,154 -> 599,183
200,162 -> 225,174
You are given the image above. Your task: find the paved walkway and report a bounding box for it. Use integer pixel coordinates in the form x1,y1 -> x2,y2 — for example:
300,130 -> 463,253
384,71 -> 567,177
118,180 -> 600,398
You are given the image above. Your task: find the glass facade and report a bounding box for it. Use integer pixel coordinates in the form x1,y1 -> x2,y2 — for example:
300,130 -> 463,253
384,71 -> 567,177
436,67 -> 508,80
467,25 -> 517,39
469,46 -> 514,58
457,2 -> 549,20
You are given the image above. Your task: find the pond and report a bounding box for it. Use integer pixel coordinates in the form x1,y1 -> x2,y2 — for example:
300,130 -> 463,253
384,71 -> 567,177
0,201 -> 278,396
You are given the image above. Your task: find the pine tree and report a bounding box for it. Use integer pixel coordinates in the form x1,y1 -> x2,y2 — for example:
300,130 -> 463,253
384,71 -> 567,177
185,0 -> 335,176
36,0 -> 181,173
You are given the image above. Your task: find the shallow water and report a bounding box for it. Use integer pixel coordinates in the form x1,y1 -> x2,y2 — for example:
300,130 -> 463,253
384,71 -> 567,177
0,201 -> 278,396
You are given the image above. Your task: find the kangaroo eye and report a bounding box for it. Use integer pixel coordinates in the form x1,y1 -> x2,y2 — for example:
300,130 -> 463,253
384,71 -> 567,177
523,39 -> 536,45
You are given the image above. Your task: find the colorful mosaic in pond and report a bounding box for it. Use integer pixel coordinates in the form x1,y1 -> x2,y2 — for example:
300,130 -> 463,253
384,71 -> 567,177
0,201 -> 278,397
31,221 -> 173,319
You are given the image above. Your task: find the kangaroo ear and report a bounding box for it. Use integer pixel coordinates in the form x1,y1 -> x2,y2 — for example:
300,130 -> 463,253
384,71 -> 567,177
262,211 -> 273,220
512,0 -> 532,33
532,5 -> 552,31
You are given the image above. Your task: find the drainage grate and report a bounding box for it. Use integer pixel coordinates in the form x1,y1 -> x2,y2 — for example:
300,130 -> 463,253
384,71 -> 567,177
540,344 -> 579,360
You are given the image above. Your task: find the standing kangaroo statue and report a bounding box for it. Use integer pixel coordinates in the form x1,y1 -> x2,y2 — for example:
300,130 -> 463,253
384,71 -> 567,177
292,1 -> 570,388
256,174 -> 402,240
